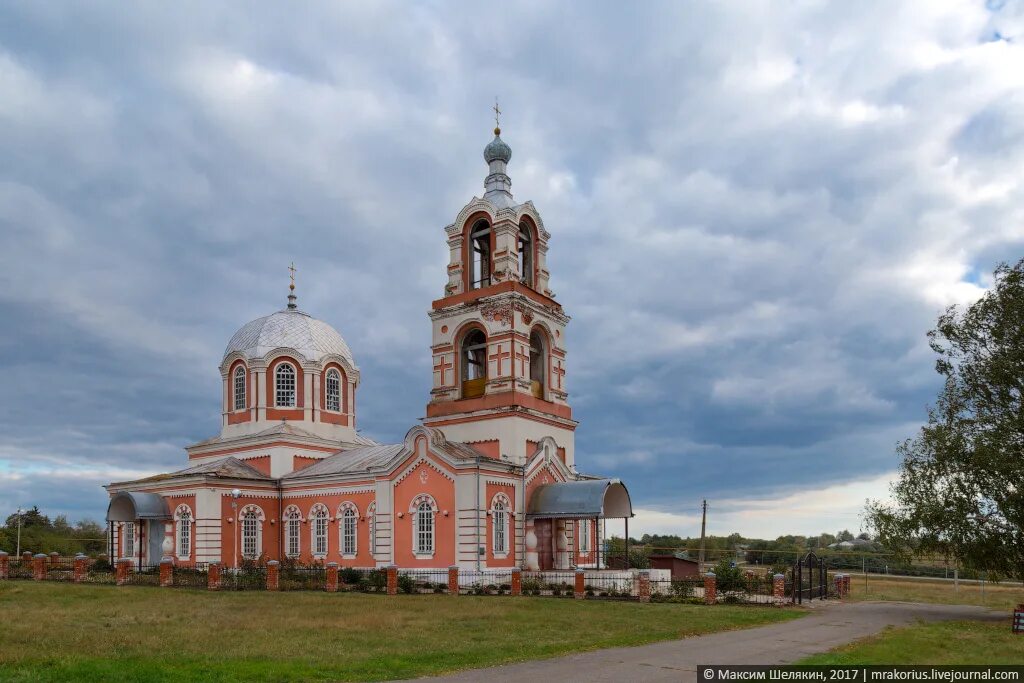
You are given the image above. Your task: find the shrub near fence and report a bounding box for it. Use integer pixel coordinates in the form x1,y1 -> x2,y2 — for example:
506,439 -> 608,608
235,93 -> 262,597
280,565 -> 326,591
8,559 -> 33,580
45,558 -> 76,582
170,563 -> 209,589
523,571 -> 576,597
338,567 -> 387,593
220,566 -> 267,591
121,565 -> 162,587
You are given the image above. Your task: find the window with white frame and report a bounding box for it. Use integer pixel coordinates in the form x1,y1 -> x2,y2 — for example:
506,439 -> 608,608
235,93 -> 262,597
284,506 -> 302,558
233,365 -> 246,411
491,493 -> 511,557
326,369 -> 341,412
122,522 -> 135,558
311,505 -> 329,557
175,505 -> 192,559
340,505 -> 357,556
579,519 -> 592,553
367,502 -> 376,556
241,506 -> 263,560
415,500 -> 434,556
275,363 -> 296,407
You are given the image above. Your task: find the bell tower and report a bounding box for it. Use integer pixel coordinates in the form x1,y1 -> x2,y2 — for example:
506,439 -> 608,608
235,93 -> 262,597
423,120 -> 577,467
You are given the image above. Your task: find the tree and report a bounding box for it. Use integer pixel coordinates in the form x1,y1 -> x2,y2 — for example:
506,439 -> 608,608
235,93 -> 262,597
836,529 -> 854,542
867,259 -> 1024,580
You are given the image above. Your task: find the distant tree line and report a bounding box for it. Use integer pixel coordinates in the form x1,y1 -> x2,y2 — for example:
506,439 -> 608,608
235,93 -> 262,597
0,507 -> 107,556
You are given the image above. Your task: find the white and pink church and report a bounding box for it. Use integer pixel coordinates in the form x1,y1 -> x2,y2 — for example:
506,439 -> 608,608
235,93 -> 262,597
104,123 -> 633,572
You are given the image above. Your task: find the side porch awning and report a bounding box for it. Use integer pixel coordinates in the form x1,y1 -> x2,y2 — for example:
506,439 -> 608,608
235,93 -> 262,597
526,479 -> 633,519
106,491 -> 170,522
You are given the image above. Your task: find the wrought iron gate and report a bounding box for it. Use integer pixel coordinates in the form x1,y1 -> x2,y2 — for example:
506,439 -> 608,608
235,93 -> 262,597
793,551 -> 827,603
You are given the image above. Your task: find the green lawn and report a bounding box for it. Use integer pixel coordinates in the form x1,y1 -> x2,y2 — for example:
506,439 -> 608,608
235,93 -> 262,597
800,619 -> 1024,665
0,582 -> 802,682
850,575 -> 1024,610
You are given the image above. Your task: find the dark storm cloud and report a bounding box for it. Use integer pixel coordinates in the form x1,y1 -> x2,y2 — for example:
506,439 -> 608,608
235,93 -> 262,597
1,1 -> 1023,536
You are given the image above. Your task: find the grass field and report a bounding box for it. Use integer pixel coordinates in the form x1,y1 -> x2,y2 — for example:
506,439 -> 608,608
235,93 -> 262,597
0,582 -> 802,682
851,575 -> 1024,610
800,619 -> 1024,665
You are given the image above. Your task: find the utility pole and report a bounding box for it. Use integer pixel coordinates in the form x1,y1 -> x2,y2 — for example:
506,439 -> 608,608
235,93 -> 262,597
698,499 -> 707,574
15,507 -> 24,557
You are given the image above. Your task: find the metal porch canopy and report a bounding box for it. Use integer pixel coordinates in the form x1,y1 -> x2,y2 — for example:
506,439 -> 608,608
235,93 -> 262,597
526,479 -> 633,519
106,491 -> 170,522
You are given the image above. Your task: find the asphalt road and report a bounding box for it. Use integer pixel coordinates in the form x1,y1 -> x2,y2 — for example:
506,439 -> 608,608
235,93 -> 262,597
400,601 -> 1004,683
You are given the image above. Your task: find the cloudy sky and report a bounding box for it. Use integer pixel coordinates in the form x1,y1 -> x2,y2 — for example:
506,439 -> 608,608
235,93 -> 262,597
1,1 -> 1022,540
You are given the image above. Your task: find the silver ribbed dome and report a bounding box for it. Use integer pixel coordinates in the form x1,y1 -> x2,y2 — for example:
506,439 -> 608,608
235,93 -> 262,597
484,130 -> 512,164
223,309 -> 356,367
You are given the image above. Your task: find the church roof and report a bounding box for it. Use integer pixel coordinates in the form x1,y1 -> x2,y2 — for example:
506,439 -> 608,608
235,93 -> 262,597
187,422 -> 378,450
119,456 -> 272,486
282,438 -> 491,479
223,308 -> 356,367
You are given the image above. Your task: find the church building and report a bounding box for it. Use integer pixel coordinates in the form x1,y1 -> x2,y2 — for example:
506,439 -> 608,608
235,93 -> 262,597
104,122 -> 633,573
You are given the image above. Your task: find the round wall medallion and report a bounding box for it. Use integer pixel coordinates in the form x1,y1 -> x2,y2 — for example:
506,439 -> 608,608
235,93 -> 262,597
441,325 -> 448,334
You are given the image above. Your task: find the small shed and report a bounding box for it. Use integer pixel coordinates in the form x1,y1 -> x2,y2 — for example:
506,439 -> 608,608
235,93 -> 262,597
649,553 -> 700,580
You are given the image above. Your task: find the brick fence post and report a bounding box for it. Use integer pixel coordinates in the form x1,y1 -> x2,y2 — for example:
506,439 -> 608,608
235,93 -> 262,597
160,557 -> 174,587
33,553 -> 47,581
73,554 -> 88,583
326,563 -> 339,593
704,571 -> 717,605
637,570 -> 651,603
510,567 -> 522,596
116,558 -> 132,586
266,560 -> 280,591
773,573 -> 785,601
0,551 -> 8,580
448,566 -> 459,596
386,565 -> 398,595
207,562 -> 221,591
574,569 -> 585,599
22,551 -> 32,567
843,574 -> 851,597
49,551 -> 60,567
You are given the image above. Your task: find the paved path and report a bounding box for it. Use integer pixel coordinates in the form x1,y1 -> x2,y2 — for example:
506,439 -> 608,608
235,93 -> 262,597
402,602 -> 1003,683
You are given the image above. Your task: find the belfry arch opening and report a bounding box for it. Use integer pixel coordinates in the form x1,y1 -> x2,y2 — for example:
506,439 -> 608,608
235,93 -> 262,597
529,327 -> 547,399
461,328 -> 487,399
518,221 -> 534,287
469,219 -> 491,290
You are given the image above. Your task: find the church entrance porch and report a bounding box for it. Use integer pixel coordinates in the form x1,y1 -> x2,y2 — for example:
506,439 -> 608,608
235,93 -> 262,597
106,491 -> 171,568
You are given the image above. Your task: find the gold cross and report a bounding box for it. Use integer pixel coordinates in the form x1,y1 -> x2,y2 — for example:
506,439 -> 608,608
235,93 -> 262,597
288,262 -> 296,290
493,97 -> 501,128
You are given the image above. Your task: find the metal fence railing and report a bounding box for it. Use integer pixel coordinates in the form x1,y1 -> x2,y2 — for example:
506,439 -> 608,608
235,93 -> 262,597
458,570 -> 514,595
280,565 -> 326,591
120,565 -> 161,587
522,571 -> 576,597
399,569 -> 449,594
220,567 -> 266,591
7,560 -> 33,580
338,567 -> 387,593
170,564 -> 209,589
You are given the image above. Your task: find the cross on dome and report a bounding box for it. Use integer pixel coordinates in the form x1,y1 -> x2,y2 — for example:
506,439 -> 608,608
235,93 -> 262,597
287,262 -> 298,310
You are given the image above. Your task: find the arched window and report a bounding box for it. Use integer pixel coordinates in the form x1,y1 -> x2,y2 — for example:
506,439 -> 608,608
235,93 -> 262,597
275,363 -> 296,408
529,328 -> 546,399
579,519 -> 592,554
284,506 -> 302,558
240,505 -> 264,560
518,222 -> 534,287
122,522 -> 135,559
461,328 -> 487,399
325,368 -> 341,412
339,503 -> 357,557
469,219 -> 491,289
367,502 -> 376,557
233,365 -> 246,411
310,504 -> 329,557
175,505 -> 193,559
491,493 -> 511,557
411,494 -> 437,557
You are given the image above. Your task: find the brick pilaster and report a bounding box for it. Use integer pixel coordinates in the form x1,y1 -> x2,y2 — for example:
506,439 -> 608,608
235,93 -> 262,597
73,554 -> 88,583
704,571 -> 717,605
266,560 -> 280,591
160,557 -> 174,587
574,569 -> 585,599
637,570 -> 651,603
49,552 -> 60,567
510,567 -> 522,596
116,558 -> 132,585
843,574 -> 851,596
448,566 -> 459,596
207,562 -> 221,591
386,565 -> 398,595
32,553 -> 47,581
326,563 -> 339,593
22,551 -> 32,566
773,573 -> 785,601
0,551 -> 8,580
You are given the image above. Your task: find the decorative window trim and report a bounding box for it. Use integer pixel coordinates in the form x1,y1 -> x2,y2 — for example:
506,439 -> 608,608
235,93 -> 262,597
240,504 -> 265,560
173,504 -> 193,561
338,502 -> 358,558
309,503 -> 330,558
275,362 -> 297,408
283,504 -> 302,559
325,368 -> 342,412
122,521 -> 135,560
232,365 -> 246,411
490,493 -> 511,559
412,495 -> 437,559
